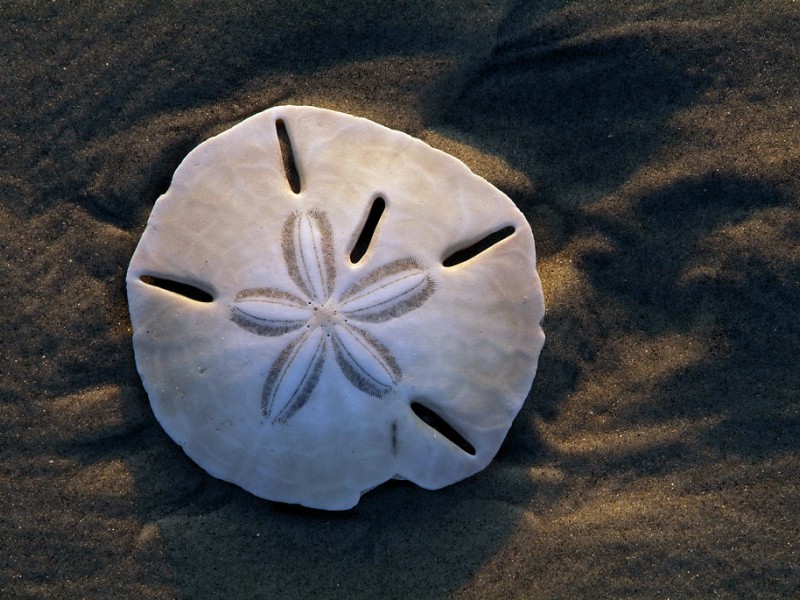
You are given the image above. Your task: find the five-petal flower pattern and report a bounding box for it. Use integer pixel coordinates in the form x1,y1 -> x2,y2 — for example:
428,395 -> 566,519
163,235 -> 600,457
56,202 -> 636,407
231,210 -> 435,424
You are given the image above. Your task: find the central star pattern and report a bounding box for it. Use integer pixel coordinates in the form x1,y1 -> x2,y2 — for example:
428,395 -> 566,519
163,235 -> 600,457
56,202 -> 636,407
231,210 -> 435,424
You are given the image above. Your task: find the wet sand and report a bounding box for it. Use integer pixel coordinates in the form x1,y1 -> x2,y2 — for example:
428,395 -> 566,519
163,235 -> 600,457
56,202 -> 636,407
1,1 -> 798,597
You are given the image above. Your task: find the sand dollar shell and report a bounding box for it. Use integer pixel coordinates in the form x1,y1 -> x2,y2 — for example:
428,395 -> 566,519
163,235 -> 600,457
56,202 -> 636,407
126,105 -> 545,510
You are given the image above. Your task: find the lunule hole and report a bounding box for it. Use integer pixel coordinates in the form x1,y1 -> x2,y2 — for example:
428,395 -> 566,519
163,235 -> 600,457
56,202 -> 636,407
276,118 -> 301,194
140,275 -> 214,303
350,196 -> 386,263
443,226 -> 515,267
411,402 -> 476,456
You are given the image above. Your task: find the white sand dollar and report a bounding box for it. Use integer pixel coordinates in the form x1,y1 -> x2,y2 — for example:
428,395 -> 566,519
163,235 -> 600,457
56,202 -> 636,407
127,105 -> 545,510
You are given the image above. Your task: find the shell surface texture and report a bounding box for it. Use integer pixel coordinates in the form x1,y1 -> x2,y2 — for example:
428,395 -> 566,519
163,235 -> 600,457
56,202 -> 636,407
126,105 -> 545,510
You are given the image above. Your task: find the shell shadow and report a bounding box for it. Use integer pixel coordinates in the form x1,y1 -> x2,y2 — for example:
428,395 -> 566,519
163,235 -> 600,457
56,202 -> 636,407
134,471 -> 560,599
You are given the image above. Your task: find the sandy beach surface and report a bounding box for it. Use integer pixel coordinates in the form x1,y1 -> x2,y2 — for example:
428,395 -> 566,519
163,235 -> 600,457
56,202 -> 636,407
1,1 -> 798,597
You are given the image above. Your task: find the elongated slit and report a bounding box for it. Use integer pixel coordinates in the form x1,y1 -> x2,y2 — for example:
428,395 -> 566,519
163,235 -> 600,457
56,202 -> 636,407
140,275 -> 214,302
350,196 -> 386,263
443,226 -> 515,267
276,118 -> 301,194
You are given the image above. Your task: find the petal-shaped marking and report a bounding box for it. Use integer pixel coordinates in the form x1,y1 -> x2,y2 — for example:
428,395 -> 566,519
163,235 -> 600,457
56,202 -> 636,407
282,210 -> 335,303
331,324 -> 401,398
263,327 -> 326,424
231,288 -> 312,336
339,258 -> 435,322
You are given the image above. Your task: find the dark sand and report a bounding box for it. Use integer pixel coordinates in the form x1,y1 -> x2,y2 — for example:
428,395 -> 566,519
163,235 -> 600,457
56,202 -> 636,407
1,1 -> 798,597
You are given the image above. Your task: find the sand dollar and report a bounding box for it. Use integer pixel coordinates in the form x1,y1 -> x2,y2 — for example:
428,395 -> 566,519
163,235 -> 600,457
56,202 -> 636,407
126,105 -> 545,510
